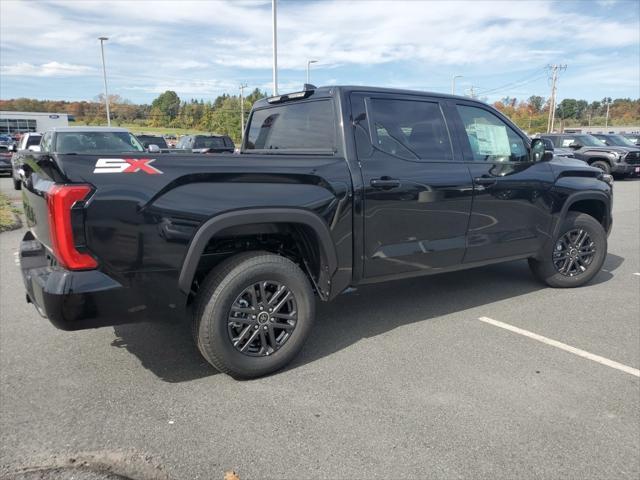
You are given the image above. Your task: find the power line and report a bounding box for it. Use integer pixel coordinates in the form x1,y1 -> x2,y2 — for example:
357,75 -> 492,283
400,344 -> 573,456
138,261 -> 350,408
475,67 -> 547,96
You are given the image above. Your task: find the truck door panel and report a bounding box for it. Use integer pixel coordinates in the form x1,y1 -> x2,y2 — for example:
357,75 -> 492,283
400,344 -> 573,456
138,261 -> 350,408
351,93 -> 474,278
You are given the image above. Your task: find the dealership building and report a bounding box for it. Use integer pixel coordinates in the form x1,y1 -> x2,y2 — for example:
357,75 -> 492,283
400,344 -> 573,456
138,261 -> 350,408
0,111 -> 70,134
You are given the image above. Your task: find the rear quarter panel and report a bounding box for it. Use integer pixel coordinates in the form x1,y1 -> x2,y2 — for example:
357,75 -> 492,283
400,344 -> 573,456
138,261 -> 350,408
59,153 -> 353,301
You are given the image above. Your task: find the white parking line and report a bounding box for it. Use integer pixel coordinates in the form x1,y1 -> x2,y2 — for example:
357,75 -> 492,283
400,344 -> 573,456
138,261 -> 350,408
478,316 -> 640,378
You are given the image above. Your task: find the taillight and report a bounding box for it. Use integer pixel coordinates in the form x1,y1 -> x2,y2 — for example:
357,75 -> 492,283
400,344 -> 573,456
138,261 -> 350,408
47,184 -> 97,270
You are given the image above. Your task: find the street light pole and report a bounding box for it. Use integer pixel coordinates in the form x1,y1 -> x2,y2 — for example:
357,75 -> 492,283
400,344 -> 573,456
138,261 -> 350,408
306,59 -> 318,84
239,83 -> 248,142
272,0 -> 278,95
98,37 -> 111,126
451,75 -> 463,95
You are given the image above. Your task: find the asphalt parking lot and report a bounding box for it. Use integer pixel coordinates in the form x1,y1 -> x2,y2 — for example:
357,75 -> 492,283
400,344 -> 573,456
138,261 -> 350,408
1,176 -> 638,480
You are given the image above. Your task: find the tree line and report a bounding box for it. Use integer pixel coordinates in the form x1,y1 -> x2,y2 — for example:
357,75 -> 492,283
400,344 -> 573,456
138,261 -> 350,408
1,91 -> 638,142
0,88 -> 267,144
492,95 -> 639,133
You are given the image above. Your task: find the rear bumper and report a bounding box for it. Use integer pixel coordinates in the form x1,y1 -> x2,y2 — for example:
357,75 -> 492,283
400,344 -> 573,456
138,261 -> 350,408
20,232 -> 182,330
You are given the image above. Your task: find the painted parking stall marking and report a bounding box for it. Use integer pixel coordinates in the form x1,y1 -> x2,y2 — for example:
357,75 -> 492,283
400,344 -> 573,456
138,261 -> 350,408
478,316 -> 640,378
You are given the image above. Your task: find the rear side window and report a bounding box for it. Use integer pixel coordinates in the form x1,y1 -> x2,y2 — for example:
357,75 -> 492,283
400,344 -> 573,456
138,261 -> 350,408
369,98 -> 453,161
457,105 -> 527,162
26,135 -> 42,148
245,100 -> 335,152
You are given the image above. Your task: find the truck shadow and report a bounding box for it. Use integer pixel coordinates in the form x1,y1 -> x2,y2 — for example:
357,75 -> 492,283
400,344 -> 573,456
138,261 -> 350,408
110,255 -> 623,383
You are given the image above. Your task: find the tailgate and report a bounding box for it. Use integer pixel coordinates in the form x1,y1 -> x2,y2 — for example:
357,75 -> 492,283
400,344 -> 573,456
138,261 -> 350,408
21,152 -> 68,251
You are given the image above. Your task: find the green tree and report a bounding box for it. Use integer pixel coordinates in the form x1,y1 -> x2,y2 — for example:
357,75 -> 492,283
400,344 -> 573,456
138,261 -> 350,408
151,90 -> 181,121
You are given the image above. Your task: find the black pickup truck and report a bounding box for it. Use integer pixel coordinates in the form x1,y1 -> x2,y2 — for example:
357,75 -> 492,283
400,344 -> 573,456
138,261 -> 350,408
19,86 -> 613,378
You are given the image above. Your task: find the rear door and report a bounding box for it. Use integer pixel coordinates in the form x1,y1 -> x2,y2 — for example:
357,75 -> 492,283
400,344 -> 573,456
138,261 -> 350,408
451,102 -> 555,263
352,93 -> 474,279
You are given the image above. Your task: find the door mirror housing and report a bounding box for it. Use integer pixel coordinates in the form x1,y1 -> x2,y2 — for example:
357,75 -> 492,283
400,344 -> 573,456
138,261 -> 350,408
147,144 -> 160,153
568,142 -> 582,150
530,138 -> 553,162
27,145 -> 41,152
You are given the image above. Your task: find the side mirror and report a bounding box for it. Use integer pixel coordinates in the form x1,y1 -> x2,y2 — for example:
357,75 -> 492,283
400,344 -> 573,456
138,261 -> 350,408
148,144 -> 160,153
568,142 -> 582,150
7,145 -> 15,152
530,138 -> 552,162
27,145 -> 41,152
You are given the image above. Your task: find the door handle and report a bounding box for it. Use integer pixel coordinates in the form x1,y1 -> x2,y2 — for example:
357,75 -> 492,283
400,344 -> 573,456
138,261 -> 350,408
371,178 -> 400,189
473,177 -> 497,186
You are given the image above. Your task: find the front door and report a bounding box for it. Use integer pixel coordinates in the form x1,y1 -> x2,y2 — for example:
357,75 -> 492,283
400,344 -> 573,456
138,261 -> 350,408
451,102 -> 555,263
351,93 -> 474,279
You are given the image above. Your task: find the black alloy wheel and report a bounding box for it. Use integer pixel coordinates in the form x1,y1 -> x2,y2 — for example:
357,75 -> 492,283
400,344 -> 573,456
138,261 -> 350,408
552,228 -> 596,277
228,281 -> 298,356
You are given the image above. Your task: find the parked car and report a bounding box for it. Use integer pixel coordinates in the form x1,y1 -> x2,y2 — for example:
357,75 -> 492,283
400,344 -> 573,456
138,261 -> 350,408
19,86 -> 613,379
537,137 -> 578,159
10,132 -> 42,189
0,134 -> 15,148
137,134 -> 169,150
541,133 -> 640,177
176,134 -> 235,153
0,146 -> 13,175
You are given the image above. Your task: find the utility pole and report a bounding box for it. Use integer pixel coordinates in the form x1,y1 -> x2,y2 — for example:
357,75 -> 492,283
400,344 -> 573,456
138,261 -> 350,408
604,99 -> 611,128
466,85 -> 476,98
239,83 -> 248,142
546,64 -> 567,133
98,37 -> 111,126
451,75 -> 463,95
272,0 -> 278,95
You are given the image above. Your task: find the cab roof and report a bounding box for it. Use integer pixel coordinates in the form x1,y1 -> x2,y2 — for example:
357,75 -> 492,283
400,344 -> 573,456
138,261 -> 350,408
252,85 -> 478,109
48,126 -> 131,133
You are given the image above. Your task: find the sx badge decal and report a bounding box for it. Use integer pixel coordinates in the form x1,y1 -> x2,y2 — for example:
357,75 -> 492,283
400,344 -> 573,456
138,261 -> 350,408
93,158 -> 163,174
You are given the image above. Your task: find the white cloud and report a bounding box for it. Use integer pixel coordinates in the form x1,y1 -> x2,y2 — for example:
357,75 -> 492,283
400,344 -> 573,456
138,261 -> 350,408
1,62 -> 95,77
0,0 -> 637,100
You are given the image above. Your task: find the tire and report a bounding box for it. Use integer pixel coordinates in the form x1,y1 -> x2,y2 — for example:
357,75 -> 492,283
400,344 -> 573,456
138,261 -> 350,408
13,177 -> 21,190
528,212 -> 607,288
193,251 -> 315,379
591,160 -> 611,174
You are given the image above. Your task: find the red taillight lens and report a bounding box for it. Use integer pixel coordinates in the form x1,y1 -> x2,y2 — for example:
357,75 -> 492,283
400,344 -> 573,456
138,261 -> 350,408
47,184 -> 97,270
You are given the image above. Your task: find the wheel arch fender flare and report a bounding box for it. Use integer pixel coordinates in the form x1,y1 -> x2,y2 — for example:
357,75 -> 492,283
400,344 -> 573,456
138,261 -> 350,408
554,190 -> 611,238
178,208 -> 338,295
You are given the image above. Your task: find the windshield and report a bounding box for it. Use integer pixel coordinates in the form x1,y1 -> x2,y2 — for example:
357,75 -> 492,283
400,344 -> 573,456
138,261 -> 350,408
56,131 -> 144,154
138,136 -> 168,148
193,136 -> 228,149
574,135 -> 606,147
603,135 -> 637,147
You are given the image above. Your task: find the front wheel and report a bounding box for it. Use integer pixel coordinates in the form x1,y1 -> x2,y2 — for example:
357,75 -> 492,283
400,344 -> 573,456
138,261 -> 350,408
529,212 -> 607,288
193,251 -> 315,379
591,160 -> 611,175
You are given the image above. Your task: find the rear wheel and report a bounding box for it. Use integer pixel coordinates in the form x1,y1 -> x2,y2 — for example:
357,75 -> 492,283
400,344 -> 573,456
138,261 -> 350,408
193,251 -> 315,379
12,175 -> 21,190
591,160 -> 611,174
529,212 -> 606,288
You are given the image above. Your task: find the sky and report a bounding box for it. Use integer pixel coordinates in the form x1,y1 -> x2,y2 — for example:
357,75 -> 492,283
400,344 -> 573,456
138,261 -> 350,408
1,0 -> 638,105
